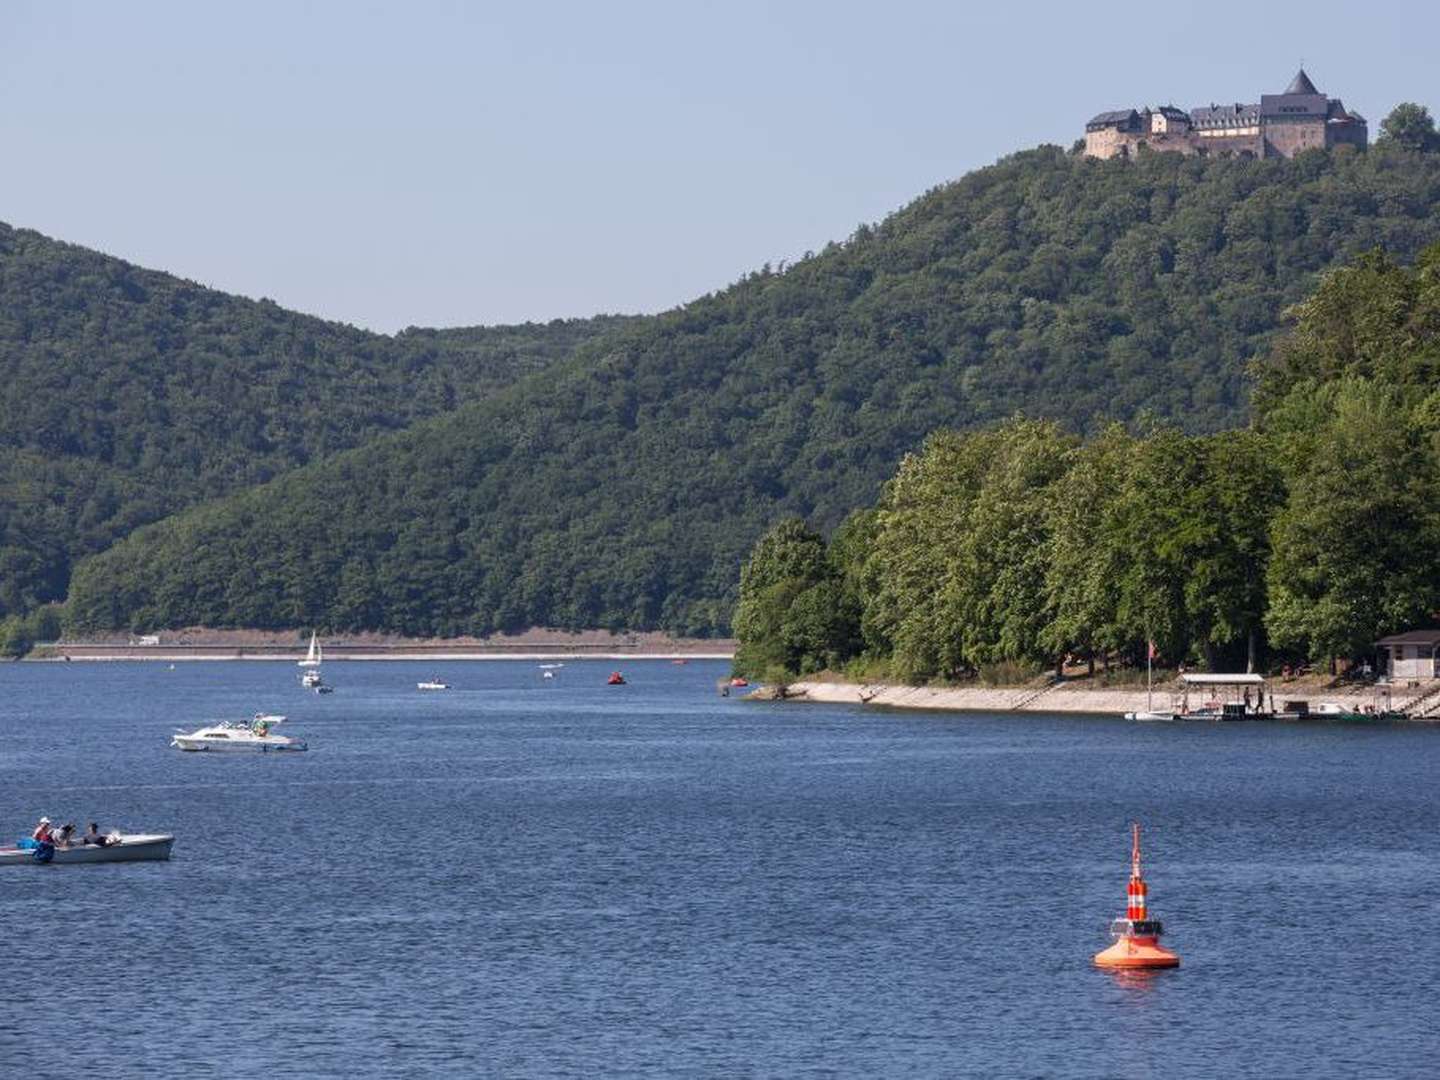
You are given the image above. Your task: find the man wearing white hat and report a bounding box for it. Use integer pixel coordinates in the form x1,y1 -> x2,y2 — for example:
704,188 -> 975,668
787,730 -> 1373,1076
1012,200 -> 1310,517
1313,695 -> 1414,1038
31,816 -> 53,843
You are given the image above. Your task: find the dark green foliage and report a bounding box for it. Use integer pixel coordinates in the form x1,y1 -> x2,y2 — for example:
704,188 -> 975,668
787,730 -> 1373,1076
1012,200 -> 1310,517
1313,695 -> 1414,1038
1379,103 -> 1440,153
1265,379 -> 1440,660
733,519 -> 858,677
741,240 -> 1440,680
0,604 -> 61,659
38,144 -> 1440,637
0,221 -> 628,617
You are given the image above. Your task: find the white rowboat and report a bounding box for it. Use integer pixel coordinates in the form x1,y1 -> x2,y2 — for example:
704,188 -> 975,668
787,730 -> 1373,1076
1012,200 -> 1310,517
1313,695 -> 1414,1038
0,834 -> 174,866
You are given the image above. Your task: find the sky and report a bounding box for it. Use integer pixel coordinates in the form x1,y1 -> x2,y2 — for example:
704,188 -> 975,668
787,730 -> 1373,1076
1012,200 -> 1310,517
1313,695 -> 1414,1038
2,0 -> 1436,334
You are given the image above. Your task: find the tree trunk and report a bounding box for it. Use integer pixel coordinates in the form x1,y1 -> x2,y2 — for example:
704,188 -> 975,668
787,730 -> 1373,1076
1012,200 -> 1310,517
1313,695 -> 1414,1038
1246,627 -> 1257,674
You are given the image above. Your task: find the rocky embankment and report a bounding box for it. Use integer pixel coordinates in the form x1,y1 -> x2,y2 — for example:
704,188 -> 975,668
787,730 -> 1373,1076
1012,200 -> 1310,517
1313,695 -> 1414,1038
770,680 -> 1434,717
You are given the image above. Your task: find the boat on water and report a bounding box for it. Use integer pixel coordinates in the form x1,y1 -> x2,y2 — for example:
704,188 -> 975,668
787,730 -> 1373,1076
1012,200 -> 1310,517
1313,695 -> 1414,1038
729,677 -> 749,688
1126,673 -> 1271,722
172,715 -> 308,752
0,834 -> 174,866
298,632 -> 326,688
298,631 -> 322,669
417,679 -> 449,691
607,671 -> 626,685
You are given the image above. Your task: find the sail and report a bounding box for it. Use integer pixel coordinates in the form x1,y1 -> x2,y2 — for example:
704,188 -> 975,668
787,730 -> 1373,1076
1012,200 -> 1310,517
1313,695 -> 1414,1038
298,630 -> 321,667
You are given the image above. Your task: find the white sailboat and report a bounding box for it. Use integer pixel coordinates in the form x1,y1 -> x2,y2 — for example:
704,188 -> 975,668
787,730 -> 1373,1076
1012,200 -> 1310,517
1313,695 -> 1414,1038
298,631 -> 324,687
298,631 -> 322,668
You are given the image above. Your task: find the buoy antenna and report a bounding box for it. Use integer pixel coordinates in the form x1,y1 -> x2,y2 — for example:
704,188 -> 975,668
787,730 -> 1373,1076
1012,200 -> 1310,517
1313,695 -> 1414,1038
1131,822 -> 1142,879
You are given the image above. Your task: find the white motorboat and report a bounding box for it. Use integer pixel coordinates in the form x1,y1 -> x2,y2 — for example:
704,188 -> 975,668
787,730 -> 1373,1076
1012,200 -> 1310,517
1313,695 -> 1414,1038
0,833 -> 174,866
1124,710 -> 1176,722
301,669 -> 323,688
417,679 -> 449,691
172,716 -> 308,752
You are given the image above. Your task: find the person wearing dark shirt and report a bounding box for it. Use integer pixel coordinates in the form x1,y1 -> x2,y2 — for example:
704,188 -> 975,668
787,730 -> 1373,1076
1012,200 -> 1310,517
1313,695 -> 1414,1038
83,822 -> 113,847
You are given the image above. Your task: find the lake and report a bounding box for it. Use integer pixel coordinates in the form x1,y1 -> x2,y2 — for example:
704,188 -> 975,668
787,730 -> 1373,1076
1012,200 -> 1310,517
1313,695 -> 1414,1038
1,659 -> 1437,1077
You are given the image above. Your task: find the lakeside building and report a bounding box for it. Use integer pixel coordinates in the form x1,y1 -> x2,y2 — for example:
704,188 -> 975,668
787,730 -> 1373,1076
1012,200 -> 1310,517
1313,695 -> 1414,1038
1376,630 -> 1440,683
1084,69 -> 1367,160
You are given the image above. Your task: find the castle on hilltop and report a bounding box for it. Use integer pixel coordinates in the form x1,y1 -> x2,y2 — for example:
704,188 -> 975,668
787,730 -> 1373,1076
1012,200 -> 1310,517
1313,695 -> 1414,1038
1084,69 -> 1367,160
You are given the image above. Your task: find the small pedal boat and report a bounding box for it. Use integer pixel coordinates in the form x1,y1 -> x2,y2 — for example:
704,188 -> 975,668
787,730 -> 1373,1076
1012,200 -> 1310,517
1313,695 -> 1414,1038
0,834 -> 174,866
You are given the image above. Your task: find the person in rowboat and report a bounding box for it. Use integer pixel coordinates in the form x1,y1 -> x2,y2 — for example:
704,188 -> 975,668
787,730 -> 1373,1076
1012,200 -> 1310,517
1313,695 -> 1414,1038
31,816 -> 53,843
82,822 -> 115,847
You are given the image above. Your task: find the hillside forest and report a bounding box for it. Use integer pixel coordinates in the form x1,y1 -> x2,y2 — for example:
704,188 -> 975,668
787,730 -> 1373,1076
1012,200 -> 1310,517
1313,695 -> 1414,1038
733,242 -> 1440,682
4,105 -> 1440,654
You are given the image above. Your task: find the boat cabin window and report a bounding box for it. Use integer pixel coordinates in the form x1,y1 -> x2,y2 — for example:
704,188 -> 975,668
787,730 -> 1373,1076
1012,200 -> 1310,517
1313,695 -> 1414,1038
209,733 -> 229,738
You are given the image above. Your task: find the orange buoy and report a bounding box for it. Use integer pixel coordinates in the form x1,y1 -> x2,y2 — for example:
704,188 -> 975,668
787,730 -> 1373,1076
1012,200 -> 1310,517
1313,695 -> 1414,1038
1093,823 -> 1181,970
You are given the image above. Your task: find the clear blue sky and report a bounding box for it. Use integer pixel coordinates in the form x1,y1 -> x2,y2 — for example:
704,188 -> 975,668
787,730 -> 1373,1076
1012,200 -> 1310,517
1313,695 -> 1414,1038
2,1 -> 1434,333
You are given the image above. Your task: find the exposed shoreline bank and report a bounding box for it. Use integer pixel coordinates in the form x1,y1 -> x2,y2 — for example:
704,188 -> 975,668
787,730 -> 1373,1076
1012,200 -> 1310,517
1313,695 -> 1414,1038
777,679 -> 1433,718
26,629 -> 735,663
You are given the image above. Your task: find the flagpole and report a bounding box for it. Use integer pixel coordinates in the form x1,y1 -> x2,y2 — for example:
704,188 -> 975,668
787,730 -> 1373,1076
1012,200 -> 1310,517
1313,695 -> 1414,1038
1146,640 -> 1153,713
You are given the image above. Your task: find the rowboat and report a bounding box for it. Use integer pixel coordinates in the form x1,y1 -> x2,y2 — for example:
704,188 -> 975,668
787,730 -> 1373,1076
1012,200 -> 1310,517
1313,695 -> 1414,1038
0,834 -> 174,866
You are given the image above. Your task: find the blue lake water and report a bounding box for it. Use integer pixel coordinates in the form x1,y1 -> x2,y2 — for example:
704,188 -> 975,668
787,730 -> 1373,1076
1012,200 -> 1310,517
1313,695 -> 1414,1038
1,659 -> 1438,1078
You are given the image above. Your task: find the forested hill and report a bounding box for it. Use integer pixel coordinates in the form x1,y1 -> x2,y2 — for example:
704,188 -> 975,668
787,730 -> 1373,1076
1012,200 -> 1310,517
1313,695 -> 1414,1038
0,221 -> 630,614
58,143 -> 1440,637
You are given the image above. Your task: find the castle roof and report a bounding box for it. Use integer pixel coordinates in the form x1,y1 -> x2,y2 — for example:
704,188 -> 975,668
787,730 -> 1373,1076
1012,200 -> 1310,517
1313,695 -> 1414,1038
1190,102 -> 1259,126
1087,109 -> 1141,129
1284,68 -> 1319,95
1260,92 -> 1328,119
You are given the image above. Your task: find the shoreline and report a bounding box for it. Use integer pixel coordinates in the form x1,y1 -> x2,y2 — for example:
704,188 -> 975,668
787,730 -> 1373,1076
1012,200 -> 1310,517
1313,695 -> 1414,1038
779,679 -> 1434,718
28,651 -> 734,663
27,632 -> 734,663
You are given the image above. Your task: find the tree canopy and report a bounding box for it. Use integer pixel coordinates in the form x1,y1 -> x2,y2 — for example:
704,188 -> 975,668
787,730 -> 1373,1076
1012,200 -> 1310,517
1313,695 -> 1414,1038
0,222 -> 627,617
734,240 -> 1440,680
18,136 -> 1440,639
1379,103 -> 1440,153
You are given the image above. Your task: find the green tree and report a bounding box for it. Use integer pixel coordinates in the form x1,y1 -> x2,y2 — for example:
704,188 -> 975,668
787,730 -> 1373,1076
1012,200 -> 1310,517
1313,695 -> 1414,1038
733,519 -> 860,678
1042,425 -> 1137,669
865,419 -> 1073,681
1186,431 -> 1285,671
1379,103 -> 1440,153
1266,379 -> 1440,663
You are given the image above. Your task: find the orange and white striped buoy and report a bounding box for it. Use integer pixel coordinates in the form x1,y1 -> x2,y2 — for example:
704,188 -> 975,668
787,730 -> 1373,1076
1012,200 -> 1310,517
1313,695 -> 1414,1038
1093,823 -> 1180,970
